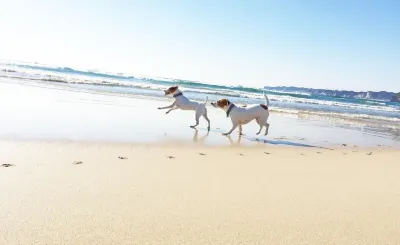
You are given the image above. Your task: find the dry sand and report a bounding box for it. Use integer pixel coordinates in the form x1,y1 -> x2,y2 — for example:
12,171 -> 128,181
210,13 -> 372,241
1,140 -> 399,245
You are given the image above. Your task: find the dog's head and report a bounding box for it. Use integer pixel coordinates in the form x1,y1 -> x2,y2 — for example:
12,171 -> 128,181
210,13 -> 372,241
164,86 -> 179,96
211,99 -> 231,109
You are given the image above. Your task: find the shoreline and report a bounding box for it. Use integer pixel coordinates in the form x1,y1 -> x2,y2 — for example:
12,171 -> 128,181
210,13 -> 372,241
1,79 -> 399,149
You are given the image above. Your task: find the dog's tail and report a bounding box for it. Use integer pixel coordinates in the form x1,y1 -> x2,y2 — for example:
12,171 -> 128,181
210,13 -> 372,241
263,92 -> 270,107
203,96 -> 208,105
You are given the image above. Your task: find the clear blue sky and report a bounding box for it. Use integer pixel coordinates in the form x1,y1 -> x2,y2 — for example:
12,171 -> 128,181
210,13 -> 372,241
0,0 -> 399,91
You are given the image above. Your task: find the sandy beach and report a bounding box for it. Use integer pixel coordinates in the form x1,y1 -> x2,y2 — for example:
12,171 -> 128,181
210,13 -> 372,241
1,140 -> 400,245
1,79 -> 400,245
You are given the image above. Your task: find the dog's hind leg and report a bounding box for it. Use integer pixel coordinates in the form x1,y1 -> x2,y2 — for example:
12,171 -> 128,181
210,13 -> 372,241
238,124 -> 244,135
190,110 -> 202,129
202,108 -> 211,131
264,122 -> 270,136
256,118 -> 263,135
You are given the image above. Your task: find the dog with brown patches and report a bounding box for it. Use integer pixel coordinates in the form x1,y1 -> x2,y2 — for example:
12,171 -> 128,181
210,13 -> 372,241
211,93 -> 270,136
158,86 -> 210,131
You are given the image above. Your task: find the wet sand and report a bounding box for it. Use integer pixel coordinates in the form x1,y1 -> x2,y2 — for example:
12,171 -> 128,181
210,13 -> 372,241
1,79 -> 399,148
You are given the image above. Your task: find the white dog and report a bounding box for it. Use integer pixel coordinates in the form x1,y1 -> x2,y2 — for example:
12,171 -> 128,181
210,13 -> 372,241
158,86 -> 210,131
211,93 -> 270,136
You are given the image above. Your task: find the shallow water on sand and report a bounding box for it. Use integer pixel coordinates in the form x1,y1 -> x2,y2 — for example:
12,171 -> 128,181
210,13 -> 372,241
0,80 -> 399,149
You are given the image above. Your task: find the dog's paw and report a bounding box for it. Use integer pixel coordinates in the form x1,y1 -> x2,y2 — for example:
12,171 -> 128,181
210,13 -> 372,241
222,133 -> 229,136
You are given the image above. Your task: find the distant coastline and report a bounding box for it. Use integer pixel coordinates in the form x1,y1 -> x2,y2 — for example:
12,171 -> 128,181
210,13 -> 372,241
391,93 -> 400,102
264,86 -> 399,102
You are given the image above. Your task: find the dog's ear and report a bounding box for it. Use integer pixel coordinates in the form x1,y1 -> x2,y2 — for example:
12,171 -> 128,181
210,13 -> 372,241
217,99 -> 230,108
222,99 -> 230,107
171,86 -> 179,92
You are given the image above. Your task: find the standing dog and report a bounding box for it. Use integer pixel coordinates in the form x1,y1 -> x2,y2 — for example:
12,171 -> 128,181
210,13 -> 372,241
158,86 -> 210,131
211,93 -> 270,136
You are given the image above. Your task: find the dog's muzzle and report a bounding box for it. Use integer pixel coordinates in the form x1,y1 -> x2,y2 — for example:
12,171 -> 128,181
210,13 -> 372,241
164,90 -> 169,96
211,102 -> 217,108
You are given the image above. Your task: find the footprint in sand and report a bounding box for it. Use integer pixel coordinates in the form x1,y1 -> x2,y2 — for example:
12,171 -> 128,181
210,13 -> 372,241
118,156 -> 128,160
366,152 -> 373,156
1,163 -> 14,168
239,153 -> 244,156
166,156 -> 175,159
264,152 -> 271,155
73,161 -> 83,165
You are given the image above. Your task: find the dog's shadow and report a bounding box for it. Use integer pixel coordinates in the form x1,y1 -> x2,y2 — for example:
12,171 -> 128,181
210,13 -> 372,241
224,134 -> 332,149
192,129 -> 209,144
251,137 -> 332,149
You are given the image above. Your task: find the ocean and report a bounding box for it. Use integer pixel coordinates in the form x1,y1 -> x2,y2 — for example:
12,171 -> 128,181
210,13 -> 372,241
1,60 -> 399,126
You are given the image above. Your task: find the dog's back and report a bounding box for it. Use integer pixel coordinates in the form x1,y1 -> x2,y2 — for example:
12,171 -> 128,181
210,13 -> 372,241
232,104 -> 267,117
175,96 -> 199,110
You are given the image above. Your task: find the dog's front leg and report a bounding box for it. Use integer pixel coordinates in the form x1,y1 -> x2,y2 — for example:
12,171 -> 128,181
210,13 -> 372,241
238,124 -> 244,135
166,106 -> 178,114
222,123 -> 238,136
158,101 -> 176,110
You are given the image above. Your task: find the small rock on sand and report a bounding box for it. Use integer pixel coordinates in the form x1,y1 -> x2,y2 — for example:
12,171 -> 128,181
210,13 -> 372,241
118,156 -> 128,160
73,161 -> 83,165
1,163 -> 14,168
